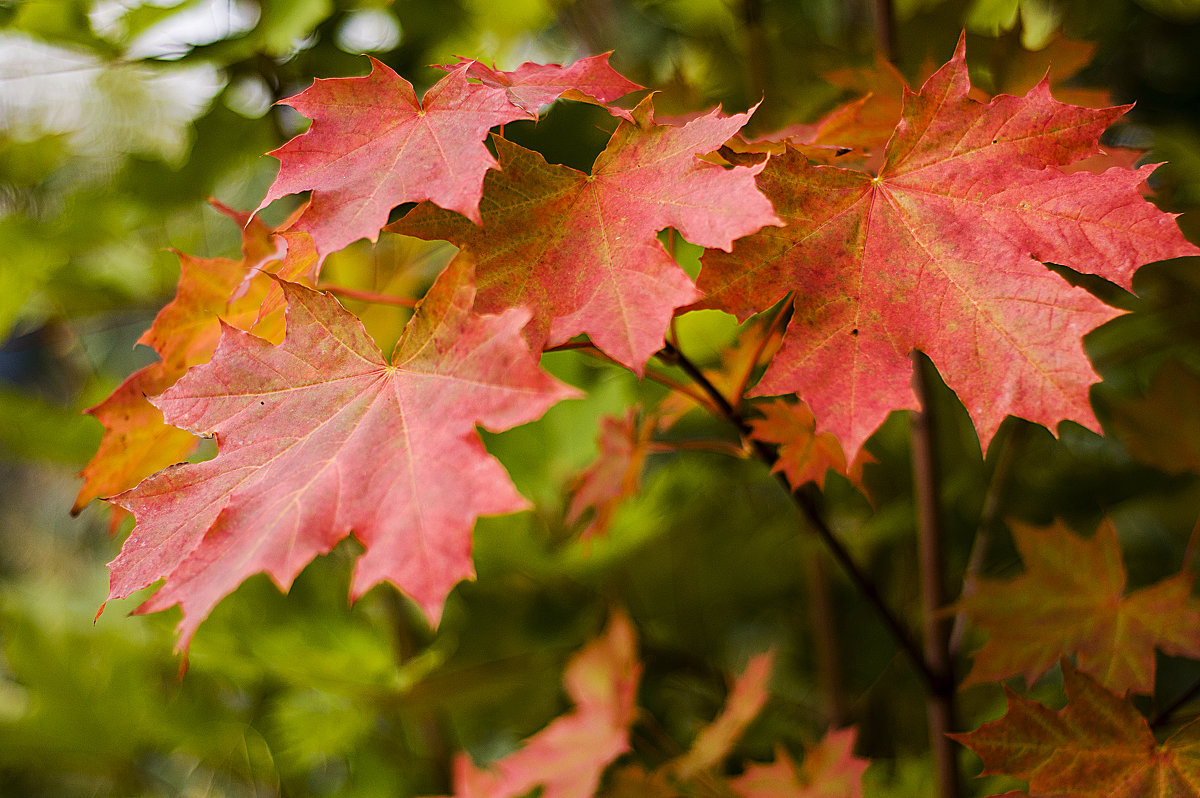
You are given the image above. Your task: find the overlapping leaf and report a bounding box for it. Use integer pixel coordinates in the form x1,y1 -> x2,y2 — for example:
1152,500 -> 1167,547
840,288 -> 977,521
395,96 -> 781,372
748,400 -> 850,490
697,36 -> 1200,458
442,52 -> 643,117
74,205 -> 311,512
106,253 -> 576,648
954,661 -> 1200,797
257,60 -> 529,258
956,520 -> 1200,695
259,55 -> 642,260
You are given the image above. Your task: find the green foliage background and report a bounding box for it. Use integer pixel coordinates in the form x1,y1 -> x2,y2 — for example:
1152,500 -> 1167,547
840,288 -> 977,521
2,0 -> 1200,795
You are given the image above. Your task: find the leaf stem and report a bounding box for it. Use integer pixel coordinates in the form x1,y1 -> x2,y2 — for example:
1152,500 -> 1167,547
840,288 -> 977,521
806,550 -> 846,725
872,0 -> 896,64
910,352 -> 961,798
657,340 -> 946,696
648,439 -> 746,458
545,341 -> 720,413
730,296 -> 792,406
319,283 -> 419,307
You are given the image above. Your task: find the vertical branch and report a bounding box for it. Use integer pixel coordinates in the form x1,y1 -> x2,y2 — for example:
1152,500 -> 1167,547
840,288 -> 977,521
805,550 -> 847,725
871,0 -> 896,63
658,341 -> 943,695
739,0 -> 772,129
910,353 -> 961,798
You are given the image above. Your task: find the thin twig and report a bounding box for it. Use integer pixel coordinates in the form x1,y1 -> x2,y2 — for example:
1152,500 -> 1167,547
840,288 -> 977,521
730,296 -> 793,406
648,439 -> 747,458
872,0 -> 896,64
545,341 -> 720,413
657,340 -> 946,695
910,353 -> 961,798
320,283 -> 419,307
806,550 -> 846,725
739,0 -> 772,131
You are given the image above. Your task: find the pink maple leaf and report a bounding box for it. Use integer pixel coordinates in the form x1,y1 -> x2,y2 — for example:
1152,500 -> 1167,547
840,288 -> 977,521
697,36 -> 1200,458
106,253 -> 576,649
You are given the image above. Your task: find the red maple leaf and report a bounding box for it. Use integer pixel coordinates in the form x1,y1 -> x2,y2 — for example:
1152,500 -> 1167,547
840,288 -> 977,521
953,661 -> 1200,797
747,399 -> 852,490
955,519 -> 1200,696
442,52 -> 643,117
257,59 -> 534,259
697,36 -> 1200,458
106,253 -> 576,649
394,96 -> 781,372
74,204 -> 310,513
444,609 -> 641,798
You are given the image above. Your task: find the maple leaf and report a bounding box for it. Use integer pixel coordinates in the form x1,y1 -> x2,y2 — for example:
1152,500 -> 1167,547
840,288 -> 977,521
106,252 -> 576,649
671,651 -> 775,780
394,96 -> 781,372
444,609 -> 641,798
565,408 -> 655,539
257,59 -> 535,259
953,661 -> 1200,797
748,400 -> 851,490
955,519 -> 1200,695
697,36 -> 1200,458
74,204 -> 308,513
729,728 -> 868,798
442,52 -> 643,117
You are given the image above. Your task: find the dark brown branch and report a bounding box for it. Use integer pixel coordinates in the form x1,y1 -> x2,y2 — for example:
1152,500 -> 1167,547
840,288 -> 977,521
806,551 -> 847,725
657,340 -> 947,696
872,0 -> 896,64
545,341 -> 718,412
910,353 -> 961,798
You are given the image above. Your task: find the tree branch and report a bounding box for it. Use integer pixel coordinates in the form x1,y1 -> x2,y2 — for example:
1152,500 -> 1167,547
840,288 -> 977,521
657,340 -> 947,696
910,353 -> 961,798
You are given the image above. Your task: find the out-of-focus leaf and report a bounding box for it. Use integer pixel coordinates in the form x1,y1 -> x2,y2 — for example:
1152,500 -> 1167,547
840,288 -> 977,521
956,519 -> 1200,695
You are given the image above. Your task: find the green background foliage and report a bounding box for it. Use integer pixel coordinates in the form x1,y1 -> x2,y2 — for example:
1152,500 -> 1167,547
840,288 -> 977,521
2,0 -> 1200,795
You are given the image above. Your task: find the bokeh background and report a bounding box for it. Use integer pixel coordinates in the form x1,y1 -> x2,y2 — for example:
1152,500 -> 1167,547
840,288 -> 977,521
3,0 -> 1200,795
